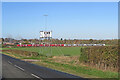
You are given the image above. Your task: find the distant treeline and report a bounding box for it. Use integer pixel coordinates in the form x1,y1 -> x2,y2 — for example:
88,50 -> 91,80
51,39 -> 118,46
1,38 -> 118,46
79,46 -> 118,72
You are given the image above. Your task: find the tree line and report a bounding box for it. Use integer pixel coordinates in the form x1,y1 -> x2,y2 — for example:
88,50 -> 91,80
1,38 -> 118,46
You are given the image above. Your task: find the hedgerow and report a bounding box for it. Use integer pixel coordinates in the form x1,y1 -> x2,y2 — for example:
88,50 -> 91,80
79,46 -> 118,71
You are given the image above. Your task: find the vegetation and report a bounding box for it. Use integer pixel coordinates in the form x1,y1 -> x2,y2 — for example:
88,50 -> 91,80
32,60 -> 118,78
79,46 -> 118,72
51,39 -> 118,45
1,38 -> 118,47
3,47 -> 83,56
2,46 -> 119,78
2,49 -> 39,57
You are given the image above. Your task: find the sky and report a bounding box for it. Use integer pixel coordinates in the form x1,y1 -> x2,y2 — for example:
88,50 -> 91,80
2,2 -> 118,40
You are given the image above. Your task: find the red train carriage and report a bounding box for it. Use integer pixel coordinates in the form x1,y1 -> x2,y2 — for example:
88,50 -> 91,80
17,44 -> 65,47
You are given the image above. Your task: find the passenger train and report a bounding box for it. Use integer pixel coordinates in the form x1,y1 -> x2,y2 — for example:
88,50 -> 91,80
17,44 -> 105,47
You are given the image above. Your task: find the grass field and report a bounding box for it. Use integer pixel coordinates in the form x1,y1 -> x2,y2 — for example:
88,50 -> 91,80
3,47 -> 83,56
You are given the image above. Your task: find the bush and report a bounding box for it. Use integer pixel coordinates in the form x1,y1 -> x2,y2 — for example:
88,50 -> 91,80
79,46 -> 118,71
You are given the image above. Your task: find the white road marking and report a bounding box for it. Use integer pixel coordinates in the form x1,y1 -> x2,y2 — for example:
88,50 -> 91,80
8,61 -> 12,64
14,65 -> 43,79
14,65 -> 24,71
31,73 -> 41,79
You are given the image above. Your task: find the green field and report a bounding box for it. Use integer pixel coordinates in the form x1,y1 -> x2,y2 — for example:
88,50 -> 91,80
4,47 -> 83,56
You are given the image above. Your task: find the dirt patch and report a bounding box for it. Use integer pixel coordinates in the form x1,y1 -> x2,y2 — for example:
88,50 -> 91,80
49,56 -> 79,64
22,59 -> 41,62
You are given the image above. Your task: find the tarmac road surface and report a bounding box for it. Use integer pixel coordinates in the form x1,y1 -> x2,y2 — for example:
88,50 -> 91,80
1,54 -> 89,80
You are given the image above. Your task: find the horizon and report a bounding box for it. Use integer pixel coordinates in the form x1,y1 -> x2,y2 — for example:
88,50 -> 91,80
1,37 -> 118,40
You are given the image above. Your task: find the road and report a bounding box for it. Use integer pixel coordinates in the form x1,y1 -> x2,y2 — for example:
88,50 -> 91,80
2,54 -> 89,80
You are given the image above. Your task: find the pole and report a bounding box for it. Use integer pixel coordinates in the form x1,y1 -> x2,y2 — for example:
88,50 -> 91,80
44,15 -> 48,31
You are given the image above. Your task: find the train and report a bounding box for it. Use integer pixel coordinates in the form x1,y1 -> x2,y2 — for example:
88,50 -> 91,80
17,44 -> 105,47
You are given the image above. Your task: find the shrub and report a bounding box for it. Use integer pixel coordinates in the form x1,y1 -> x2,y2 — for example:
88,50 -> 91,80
79,46 -> 118,71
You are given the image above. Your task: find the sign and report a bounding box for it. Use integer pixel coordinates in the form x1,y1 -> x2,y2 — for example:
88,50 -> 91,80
40,31 -> 52,38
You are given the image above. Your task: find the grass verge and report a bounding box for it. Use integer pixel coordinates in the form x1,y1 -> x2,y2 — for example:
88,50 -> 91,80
32,60 -> 118,78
